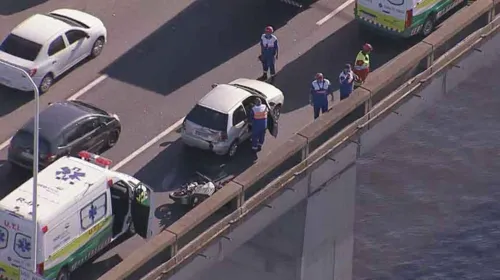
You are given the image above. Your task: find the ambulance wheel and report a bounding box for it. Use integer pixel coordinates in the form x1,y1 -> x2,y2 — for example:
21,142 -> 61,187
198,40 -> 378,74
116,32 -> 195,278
128,221 -> 136,235
57,267 -> 70,280
422,15 -> 436,37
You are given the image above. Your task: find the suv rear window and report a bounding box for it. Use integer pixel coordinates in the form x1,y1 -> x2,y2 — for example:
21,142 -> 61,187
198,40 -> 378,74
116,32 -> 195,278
12,130 -> 51,153
186,105 -> 228,132
0,34 -> 42,61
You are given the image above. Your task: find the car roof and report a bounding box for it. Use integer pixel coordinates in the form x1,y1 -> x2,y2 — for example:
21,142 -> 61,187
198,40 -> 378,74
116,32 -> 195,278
197,84 -> 252,113
11,14 -> 69,45
20,101 -> 91,141
0,156 -> 110,224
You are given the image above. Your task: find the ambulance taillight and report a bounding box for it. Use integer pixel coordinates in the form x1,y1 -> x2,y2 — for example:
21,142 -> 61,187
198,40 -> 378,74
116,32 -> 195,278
37,262 -> 44,275
405,10 -> 413,28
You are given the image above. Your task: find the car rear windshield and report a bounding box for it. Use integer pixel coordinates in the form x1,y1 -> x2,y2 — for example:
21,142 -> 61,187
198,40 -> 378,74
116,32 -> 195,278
0,34 -> 42,61
12,130 -> 50,153
186,105 -> 228,132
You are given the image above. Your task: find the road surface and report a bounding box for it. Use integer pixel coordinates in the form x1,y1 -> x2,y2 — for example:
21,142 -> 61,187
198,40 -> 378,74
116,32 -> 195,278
355,51 -> 500,280
0,0 -> 415,278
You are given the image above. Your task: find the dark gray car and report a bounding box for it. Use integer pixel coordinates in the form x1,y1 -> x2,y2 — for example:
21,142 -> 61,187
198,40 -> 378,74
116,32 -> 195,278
8,100 -> 121,170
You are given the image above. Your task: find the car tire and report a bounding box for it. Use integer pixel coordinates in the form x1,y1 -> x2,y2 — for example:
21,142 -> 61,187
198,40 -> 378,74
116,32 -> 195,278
56,267 -> 70,280
106,130 -> 120,149
39,73 -> 54,93
90,37 -> 105,58
421,15 -> 436,37
272,104 -> 281,120
227,141 -> 238,158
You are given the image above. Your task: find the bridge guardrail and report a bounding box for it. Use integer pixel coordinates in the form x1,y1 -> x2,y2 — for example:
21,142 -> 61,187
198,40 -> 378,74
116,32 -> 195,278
97,1 -> 499,279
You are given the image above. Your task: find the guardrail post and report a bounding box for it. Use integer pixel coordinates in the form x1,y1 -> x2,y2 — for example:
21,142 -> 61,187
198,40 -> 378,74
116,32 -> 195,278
426,52 -> 434,69
236,192 -> 244,208
170,243 -> 178,256
301,144 -> 309,160
487,4 -> 495,23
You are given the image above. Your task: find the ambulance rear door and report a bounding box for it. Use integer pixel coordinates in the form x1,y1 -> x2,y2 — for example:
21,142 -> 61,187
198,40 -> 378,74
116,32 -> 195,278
0,210 -> 37,280
356,0 -> 410,32
128,181 -> 155,240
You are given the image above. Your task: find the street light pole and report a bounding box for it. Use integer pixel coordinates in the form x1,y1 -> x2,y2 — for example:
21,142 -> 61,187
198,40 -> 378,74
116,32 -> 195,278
0,61 -> 40,273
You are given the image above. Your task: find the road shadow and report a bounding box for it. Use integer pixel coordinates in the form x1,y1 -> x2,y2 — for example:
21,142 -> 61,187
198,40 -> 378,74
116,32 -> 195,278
72,253 -> 123,280
0,0 -> 48,15
275,20 -> 421,114
101,0 -> 308,95
0,86 -> 34,117
0,161 -> 31,198
132,134 -> 257,230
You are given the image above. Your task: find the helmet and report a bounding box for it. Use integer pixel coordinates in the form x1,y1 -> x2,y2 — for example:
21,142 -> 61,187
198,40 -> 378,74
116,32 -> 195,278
265,26 -> 274,34
315,73 -> 324,80
363,43 -> 373,52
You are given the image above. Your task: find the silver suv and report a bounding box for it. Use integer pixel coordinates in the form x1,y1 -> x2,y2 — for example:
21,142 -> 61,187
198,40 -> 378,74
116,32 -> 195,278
181,78 -> 284,157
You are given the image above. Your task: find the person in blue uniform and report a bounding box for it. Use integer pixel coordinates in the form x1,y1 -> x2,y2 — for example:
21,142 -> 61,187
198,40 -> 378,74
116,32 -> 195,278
249,98 -> 268,151
339,64 -> 356,100
259,26 -> 279,82
310,73 -> 332,119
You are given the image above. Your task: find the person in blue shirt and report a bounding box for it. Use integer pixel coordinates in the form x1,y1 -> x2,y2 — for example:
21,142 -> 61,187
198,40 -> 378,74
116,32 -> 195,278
259,26 -> 279,82
339,64 -> 357,100
249,98 -> 268,151
310,73 -> 332,119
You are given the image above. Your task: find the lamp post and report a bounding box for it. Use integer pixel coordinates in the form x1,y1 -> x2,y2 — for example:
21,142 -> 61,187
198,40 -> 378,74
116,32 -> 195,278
0,61 -> 40,273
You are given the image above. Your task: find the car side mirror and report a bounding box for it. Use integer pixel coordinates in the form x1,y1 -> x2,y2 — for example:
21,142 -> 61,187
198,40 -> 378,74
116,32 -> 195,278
85,33 -> 90,39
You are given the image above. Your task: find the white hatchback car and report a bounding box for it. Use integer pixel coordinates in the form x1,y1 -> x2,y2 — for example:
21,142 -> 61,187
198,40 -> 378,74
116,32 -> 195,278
181,78 -> 284,157
0,9 -> 107,93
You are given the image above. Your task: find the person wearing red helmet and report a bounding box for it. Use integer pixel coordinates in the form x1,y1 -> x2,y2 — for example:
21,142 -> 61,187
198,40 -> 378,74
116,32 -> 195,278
310,73 -> 333,119
353,43 -> 372,87
259,26 -> 279,82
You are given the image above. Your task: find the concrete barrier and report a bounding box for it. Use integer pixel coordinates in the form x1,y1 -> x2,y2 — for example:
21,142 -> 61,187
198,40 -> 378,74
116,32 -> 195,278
97,1 -> 499,279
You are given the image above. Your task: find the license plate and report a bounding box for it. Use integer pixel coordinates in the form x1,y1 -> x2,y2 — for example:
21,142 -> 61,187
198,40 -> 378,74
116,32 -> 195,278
360,12 -> 376,21
195,130 -> 210,137
21,151 -> 33,159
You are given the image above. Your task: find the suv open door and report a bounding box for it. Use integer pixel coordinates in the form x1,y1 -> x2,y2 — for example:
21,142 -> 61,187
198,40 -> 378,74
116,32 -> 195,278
130,182 -> 155,239
262,98 -> 278,138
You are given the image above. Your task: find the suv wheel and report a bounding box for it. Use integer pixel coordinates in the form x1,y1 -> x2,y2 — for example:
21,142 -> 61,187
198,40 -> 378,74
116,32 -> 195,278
227,141 -> 238,157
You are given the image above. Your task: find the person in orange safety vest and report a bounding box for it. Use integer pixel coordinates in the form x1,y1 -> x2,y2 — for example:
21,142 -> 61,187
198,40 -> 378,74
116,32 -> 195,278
353,43 -> 372,87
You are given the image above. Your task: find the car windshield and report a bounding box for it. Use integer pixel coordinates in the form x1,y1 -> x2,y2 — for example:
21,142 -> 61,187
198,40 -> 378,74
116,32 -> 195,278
186,105 -> 228,132
12,130 -> 50,153
0,34 -> 42,61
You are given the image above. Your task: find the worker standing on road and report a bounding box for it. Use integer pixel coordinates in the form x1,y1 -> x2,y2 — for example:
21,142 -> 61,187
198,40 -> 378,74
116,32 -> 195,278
353,43 -> 372,87
310,73 -> 332,119
250,98 -> 269,151
339,64 -> 356,100
259,26 -> 279,82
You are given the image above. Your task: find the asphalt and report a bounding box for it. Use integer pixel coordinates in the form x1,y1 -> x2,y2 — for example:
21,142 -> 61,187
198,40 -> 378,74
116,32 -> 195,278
0,0 -> 417,278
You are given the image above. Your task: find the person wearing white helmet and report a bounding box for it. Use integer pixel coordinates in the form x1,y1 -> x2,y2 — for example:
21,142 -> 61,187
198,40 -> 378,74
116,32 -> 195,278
259,26 -> 279,82
310,73 -> 333,119
249,97 -> 269,151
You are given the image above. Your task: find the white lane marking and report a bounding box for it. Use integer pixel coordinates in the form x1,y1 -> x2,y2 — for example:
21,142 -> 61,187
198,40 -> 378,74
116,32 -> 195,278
316,0 -> 356,26
112,117 -> 185,171
68,74 -> 108,100
0,74 -> 109,151
0,138 -> 12,151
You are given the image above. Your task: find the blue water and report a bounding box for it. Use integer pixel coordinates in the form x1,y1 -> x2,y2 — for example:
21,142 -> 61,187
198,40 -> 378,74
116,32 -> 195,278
354,61 -> 500,279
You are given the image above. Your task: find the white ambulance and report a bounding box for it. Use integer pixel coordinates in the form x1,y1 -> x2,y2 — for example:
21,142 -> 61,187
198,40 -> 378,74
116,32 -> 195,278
0,151 -> 155,280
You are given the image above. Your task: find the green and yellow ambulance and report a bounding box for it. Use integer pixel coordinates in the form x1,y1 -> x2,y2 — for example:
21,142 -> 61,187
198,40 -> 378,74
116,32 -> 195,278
0,151 -> 155,280
355,0 -> 468,37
